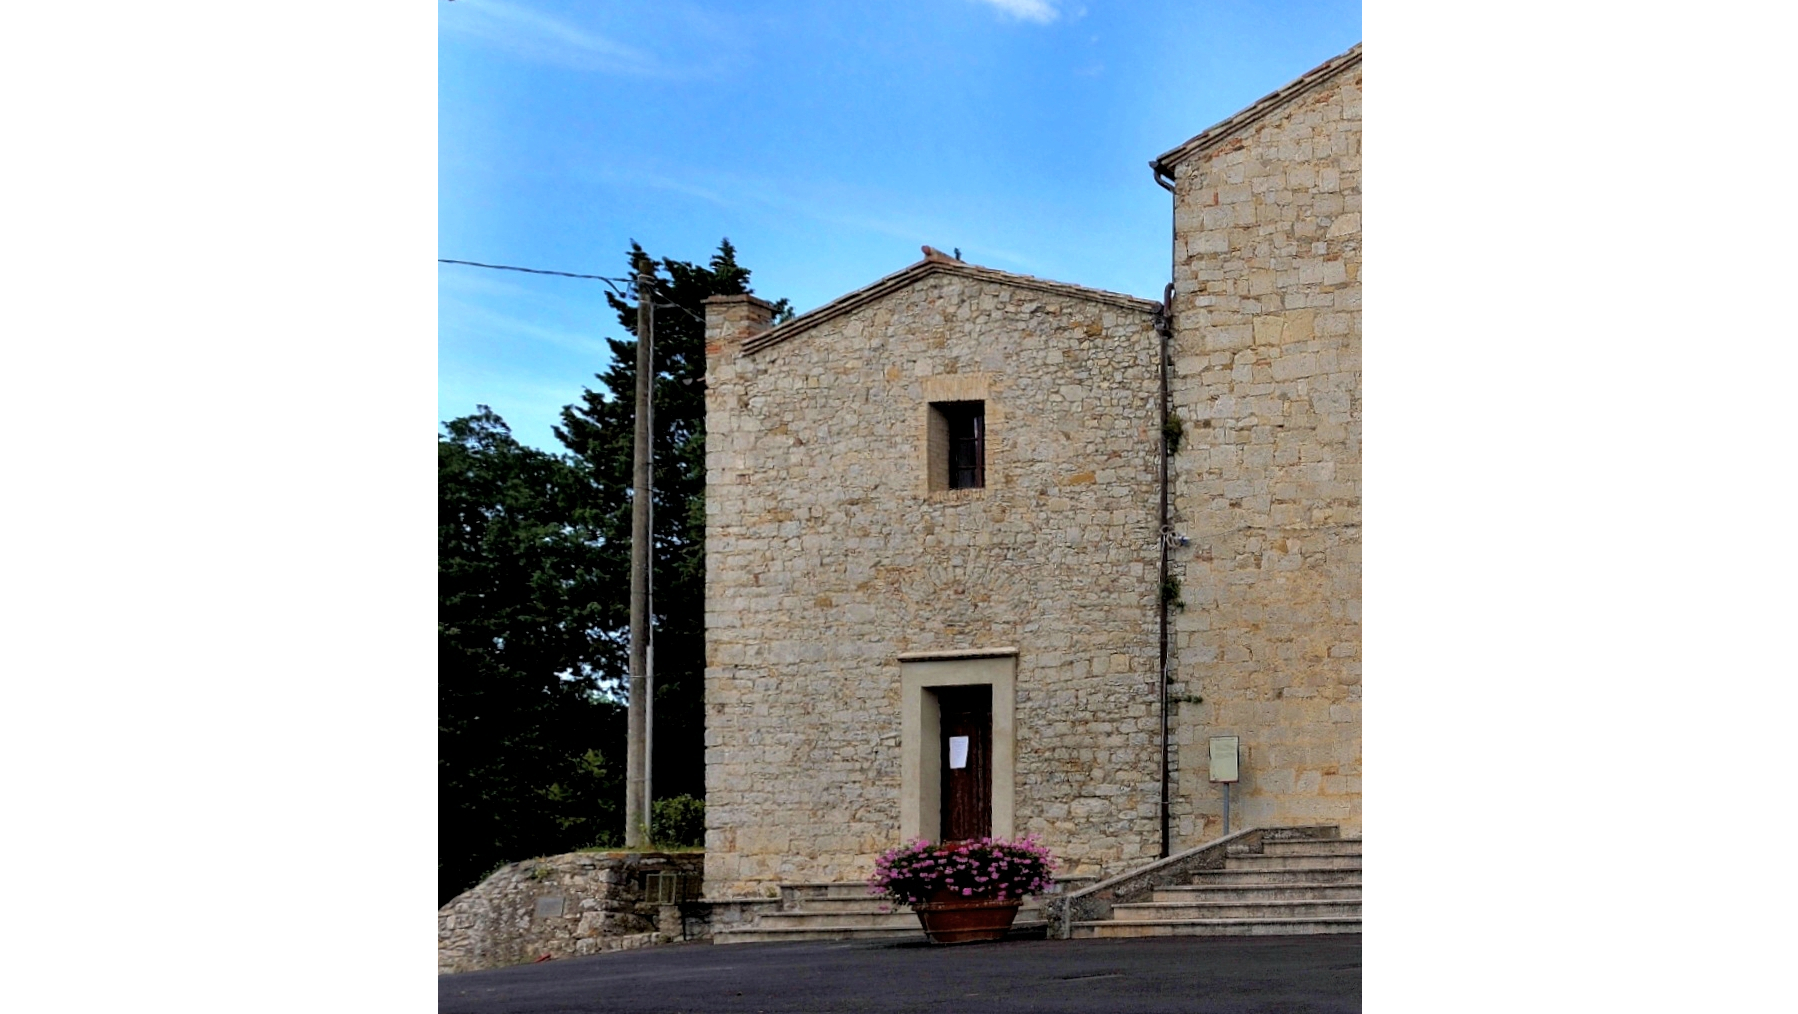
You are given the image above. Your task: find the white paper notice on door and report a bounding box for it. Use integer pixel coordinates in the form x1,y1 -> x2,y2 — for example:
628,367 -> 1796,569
948,736 -> 970,769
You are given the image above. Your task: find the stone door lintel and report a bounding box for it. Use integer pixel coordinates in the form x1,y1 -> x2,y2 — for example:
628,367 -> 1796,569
899,652 -> 1016,843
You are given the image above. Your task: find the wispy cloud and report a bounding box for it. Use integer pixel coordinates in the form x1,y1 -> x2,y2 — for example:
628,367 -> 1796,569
439,266 -> 564,304
586,161 -> 1049,277
441,0 -> 723,78
440,295 -> 615,359
971,0 -> 1060,24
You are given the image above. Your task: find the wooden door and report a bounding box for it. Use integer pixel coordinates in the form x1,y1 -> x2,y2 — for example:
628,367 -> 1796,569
937,685 -> 992,842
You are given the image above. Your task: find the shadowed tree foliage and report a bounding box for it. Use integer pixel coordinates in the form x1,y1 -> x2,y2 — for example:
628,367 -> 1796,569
439,408 -> 624,904
438,241 -> 787,905
555,239 -> 790,817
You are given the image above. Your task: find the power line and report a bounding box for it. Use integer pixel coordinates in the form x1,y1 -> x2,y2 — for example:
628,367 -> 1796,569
650,297 -> 705,325
439,258 -> 635,294
439,257 -> 707,323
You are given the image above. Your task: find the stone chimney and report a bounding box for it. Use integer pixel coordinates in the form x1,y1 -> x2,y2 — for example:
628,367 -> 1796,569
701,295 -> 775,506
703,294 -> 777,364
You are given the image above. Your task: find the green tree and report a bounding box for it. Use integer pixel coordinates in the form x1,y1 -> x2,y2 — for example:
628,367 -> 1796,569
555,239 -> 789,811
438,407 -> 624,904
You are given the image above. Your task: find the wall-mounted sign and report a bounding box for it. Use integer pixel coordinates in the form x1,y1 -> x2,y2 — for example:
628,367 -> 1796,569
1209,736 -> 1240,783
948,736 -> 970,769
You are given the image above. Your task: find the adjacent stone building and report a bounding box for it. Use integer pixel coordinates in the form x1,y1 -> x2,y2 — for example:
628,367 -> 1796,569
1161,43 -> 1363,842
702,44 -> 1361,901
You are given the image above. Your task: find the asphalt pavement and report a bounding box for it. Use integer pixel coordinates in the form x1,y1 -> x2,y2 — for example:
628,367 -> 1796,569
438,934 -> 1361,1013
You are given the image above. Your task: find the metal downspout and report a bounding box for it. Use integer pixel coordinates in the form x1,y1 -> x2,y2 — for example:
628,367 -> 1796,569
1153,164 -> 1175,859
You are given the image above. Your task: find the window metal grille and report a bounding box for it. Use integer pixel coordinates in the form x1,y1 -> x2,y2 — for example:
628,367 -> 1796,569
943,402 -> 985,489
641,871 -> 701,905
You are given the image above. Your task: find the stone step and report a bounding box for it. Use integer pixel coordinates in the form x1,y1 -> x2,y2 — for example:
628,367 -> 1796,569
714,914 -> 1048,945
777,896 -> 909,914
1153,883 -> 1361,904
1060,827 -> 1361,941
778,882 -> 881,902
720,881 -> 1056,945
777,895 -> 1052,915
777,883 -> 1066,907
1192,866 -> 1361,886
1114,900 -> 1361,921
1237,838 -> 1362,858
714,924 -> 925,945
1224,853 -> 1362,870
1071,917 -> 1362,939
751,910 -> 924,930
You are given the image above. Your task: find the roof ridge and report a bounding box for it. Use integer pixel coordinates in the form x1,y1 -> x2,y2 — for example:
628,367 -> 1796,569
740,250 -> 1158,356
1151,42 -> 1361,176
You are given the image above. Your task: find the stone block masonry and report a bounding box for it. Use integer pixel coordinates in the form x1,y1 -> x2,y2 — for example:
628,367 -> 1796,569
437,851 -> 704,974
698,43 -> 1362,904
704,269 -> 1165,899
1164,50 -> 1361,845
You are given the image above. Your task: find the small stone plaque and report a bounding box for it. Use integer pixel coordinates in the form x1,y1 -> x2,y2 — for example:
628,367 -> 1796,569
535,896 -> 565,919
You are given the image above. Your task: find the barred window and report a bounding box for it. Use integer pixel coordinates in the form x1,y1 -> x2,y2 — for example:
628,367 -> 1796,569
929,401 -> 985,490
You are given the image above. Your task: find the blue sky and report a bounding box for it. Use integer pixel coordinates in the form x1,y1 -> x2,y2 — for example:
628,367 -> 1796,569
440,0 -> 1362,451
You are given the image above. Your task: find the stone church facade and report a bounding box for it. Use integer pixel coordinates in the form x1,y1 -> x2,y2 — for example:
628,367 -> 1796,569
701,45 -> 1360,900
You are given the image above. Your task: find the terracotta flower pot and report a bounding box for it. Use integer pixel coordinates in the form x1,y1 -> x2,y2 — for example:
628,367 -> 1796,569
912,888 -> 1022,944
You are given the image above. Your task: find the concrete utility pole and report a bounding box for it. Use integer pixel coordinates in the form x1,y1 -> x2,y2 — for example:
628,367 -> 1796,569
624,267 -> 655,847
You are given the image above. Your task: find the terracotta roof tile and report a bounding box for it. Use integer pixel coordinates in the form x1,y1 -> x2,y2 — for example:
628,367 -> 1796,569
741,249 -> 1159,356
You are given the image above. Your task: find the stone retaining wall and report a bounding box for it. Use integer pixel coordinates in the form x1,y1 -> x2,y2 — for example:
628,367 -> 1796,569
438,851 -> 704,974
